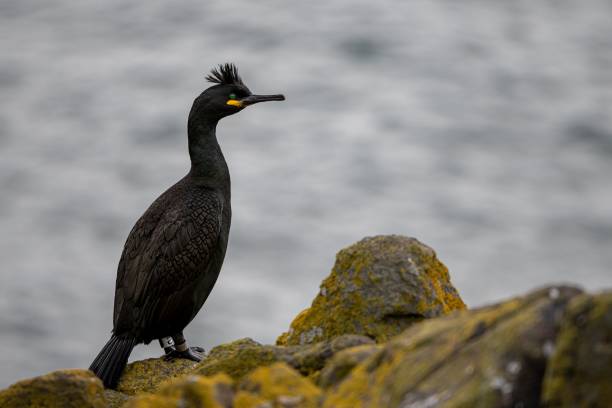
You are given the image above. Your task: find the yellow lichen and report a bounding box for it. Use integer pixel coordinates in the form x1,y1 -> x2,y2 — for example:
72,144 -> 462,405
117,357 -> 197,395
233,391 -> 269,408
123,395 -> 179,408
238,362 -> 322,408
318,344 -> 382,388
194,338 -> 283,380
104,389 -> 130,408
277,235 -> 466,346
289,334 -> 375,379
323,286 -> 582,407
0,369 -> 106,408
123,373 -> 233,408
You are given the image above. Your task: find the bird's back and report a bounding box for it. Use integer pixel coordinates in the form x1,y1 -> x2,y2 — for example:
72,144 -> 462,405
112,175 -> 230,342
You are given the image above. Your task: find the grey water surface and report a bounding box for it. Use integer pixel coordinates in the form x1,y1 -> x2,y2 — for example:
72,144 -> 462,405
1,0 -> 611,387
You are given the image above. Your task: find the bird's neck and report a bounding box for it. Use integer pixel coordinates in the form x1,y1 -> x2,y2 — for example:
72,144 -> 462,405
187,119 -> 230,192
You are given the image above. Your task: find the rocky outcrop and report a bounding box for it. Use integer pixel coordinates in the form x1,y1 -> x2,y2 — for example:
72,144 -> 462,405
110,334 -> 373,399
235,363 -> 322,408
0,369 -> 106,408
123,373 -> 233,408
318,344 -> 381,389
1,235 -> 610,407
322,286 -> 583,407
123,363 -> 322,408
194,338 -> 283,380
541,291 -> 612,407
193,334 -> 374,383
117,357 -> 197,395
277,235 -> 466,346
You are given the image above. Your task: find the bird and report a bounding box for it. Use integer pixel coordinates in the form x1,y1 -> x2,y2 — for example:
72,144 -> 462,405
89,63 -> 285,389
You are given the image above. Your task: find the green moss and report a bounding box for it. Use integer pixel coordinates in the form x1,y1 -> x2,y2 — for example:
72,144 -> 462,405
277,235 -> 466,346
117,356 -> 197,395
0,369 -> 106,408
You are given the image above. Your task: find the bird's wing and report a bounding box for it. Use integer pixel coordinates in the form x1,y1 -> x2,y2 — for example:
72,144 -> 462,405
113,186 -> 222,335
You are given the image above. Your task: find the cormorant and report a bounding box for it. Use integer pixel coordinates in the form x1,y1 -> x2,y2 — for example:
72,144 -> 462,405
89,63 -> 285,388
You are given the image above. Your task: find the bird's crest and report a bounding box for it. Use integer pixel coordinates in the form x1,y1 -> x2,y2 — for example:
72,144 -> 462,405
206,63 -> 245,86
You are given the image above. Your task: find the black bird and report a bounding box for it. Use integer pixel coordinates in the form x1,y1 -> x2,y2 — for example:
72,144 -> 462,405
89,63 -> 284,388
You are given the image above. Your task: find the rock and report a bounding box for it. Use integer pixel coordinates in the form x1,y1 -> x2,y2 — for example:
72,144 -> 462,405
193,335 -> 374,383
3,233 -> 611,408
123,373 -> 233,408
277,235 -> 466,346
318,344 -> 381,389
104,389 -> 130,408
322,286 -> 582,408
542,291 -> 612,407
117,356 -> 198,395
288,334 -> 375,382
235,362 -> 322,408
125,362 -> 322,408
0,369 -> 106,408
194,338 -> 287,380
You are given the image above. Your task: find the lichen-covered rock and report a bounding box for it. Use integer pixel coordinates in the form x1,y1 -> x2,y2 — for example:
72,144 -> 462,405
5,235 -> 611,408
322,286 -> 582,408
542,291 -> 612,407
104,389 -> 130,408
117,356 -> 198,395
123,373 -> 233,408
277,235 -> 466,346
194,335 -> 373,383
289,334 -> 374,381
194,338 -> 290,380
236,362 -> 322,408
0,369 -> 106,408
318,344 -> 381,389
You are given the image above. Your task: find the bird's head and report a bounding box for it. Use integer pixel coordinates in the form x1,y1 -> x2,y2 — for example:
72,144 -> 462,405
189,63 -> 285,123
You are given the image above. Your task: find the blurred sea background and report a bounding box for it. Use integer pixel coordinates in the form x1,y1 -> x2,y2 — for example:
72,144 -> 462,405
1,0 -> 611,387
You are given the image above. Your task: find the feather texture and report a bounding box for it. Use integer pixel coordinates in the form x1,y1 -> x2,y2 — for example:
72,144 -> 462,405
113,177 -> 226,342
205,63 -> 244,86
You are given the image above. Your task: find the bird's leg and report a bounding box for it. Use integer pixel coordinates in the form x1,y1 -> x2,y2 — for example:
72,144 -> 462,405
159,336 -> 176,355
163,331 -> 205,362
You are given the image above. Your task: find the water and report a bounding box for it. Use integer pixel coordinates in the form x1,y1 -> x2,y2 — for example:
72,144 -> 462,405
1,0 -> 611,387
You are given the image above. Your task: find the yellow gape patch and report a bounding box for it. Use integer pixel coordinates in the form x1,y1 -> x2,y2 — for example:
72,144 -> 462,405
226,100 -> 242,107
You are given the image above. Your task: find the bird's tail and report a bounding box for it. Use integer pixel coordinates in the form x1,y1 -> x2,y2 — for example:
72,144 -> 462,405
89,334 -> 137,389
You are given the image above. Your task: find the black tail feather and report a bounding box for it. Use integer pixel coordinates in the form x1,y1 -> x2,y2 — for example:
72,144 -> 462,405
89,334 -> 136,389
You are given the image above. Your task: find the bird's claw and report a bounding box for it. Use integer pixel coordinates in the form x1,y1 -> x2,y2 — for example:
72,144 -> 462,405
163,347 -> 205,362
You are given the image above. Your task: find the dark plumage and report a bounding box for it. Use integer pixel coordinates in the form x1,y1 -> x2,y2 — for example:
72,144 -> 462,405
89,63 -> 284,388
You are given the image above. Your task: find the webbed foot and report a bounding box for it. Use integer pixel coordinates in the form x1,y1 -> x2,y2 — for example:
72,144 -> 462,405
163,346 -> 205,362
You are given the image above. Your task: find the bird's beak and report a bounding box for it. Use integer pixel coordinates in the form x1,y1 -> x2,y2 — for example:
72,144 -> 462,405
240,94 -> 285,106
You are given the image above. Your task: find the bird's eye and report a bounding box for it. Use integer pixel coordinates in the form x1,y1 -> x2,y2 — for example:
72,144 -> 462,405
228,93 -> 237,100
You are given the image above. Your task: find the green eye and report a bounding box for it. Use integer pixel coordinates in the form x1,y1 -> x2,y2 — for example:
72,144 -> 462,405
229,93 -> 237,100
